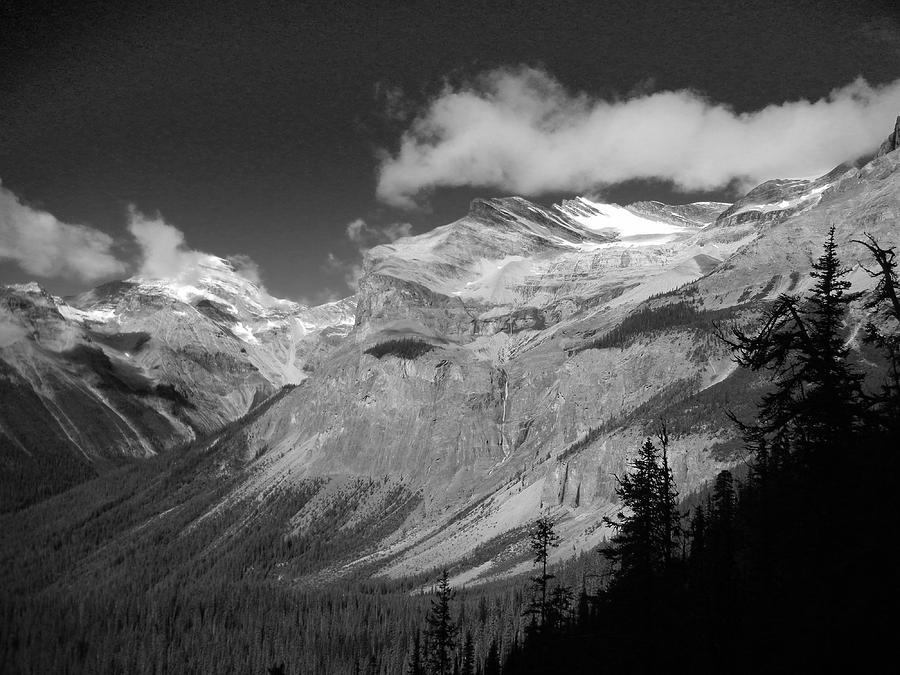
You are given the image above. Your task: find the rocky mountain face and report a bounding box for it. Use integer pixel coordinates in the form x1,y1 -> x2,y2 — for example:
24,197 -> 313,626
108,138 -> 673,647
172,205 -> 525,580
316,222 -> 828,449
876,114 -> 900,158
190,136 -> 898,585
0,258 -> 354,511
3,122 -> 899,584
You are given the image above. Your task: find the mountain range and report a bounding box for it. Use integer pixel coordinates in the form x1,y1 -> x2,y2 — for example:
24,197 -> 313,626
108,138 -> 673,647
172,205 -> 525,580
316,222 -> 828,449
2,117 -> 899,585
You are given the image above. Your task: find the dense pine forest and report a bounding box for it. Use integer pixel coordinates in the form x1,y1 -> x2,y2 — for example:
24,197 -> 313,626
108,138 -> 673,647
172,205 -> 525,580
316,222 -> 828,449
2,230 -> 898,673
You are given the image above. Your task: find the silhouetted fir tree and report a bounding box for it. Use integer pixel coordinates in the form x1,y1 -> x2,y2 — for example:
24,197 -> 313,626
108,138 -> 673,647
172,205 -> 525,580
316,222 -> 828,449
853,233 -> 900,433
545,585 -> 573,633
603,437 -> 679,584
522,515 -> 561,632
425,570 -> 457,675
687,504 -> 706,568
710,471 -> 735,547
718,226 -> 864,467
708,470 -> 737,654
655,423 -> 680,569
599,433 -> 683,671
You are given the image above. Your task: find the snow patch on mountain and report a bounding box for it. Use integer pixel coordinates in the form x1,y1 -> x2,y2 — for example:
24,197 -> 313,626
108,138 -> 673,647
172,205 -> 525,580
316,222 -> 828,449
557,197 -> 689,245
730,181 -> 833,216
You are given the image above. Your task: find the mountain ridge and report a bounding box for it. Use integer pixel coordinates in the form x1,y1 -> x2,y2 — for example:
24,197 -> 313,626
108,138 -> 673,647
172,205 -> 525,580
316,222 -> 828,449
2,120 -> 899,583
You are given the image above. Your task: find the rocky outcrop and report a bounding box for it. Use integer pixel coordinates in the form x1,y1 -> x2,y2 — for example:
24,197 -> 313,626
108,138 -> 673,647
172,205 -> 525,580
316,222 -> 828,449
875,115 -> 900,158
714,163 -> 855,229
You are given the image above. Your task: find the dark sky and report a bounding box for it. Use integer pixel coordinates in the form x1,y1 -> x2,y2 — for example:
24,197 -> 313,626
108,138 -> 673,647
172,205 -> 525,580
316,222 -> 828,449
2,0 -> 899,302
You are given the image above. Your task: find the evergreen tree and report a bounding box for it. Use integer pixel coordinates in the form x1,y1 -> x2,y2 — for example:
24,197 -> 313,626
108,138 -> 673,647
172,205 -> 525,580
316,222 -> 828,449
708,470 -> 737,637
600,434 -> 682,670
711,471 -> 735,530
545,585 -> 573,632
688,504 -> 706,569
656,423 -> 680,568
425,570 -> 457,675
523,515 -> 561,630
603,436 -> 679,584
718,226 -> 864,464
853,233 -> 900,431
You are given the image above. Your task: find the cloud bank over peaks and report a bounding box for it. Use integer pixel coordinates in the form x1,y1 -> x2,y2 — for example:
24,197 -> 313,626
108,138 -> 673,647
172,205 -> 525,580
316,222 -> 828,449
1,183 -> 126,282
375,67 -> 900,207
1,182 -> 269,296
127,209 -> 270,293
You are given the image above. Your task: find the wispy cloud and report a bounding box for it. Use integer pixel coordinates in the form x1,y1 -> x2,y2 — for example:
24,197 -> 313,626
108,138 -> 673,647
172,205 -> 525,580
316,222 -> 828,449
0,183 -> 126,281
226,253 -> 263,286
127,209 -> 209,282
324,218 -> 414,293
345,218 -> 412,248
128,209 -> 273,293
1,183 -> 278,299
324,251 -> 364,292
376,67 -> 900,207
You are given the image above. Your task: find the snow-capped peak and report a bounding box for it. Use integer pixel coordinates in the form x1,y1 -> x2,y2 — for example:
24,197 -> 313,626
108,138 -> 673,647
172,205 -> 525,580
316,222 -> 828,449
556,197 -> 688,246
126,254 -> 301,319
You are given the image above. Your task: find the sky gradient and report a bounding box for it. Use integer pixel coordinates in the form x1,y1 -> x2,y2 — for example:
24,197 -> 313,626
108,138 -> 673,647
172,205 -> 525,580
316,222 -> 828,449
2,0 -> 900,303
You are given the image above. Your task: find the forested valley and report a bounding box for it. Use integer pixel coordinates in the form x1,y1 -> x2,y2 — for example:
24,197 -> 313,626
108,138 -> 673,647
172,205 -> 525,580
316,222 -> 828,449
2,230 -> 897,674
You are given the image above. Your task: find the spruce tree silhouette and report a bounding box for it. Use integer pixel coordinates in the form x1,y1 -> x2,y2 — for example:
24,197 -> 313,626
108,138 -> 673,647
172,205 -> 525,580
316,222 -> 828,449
424,570 -> 457,675
523,515 -> 561,631
603,437 -> 679,584
602,433 -> 682,672
853,233 -> 900,433
718,225 -> 864,467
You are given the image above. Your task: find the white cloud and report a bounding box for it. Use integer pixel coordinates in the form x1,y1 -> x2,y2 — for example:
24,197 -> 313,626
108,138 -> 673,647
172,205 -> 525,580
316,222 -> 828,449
322,218 -> 413,293
127,209 -> 209,282
0,186 -> 279,298
376,67 -> 900,207
345,218 -> 412,247
226,253 -> 263,285
0,183 -> 126,281
127,210 -> 275,297
324,251 -> 364,291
